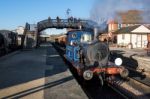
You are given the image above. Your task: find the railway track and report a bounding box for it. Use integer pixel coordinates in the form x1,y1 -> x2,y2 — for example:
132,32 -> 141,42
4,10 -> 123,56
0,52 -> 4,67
52,43 -> 128,99
106,74 -> 150,99
129,77 -> 150,87
126,67 -> 150,87
130,77 -> 150,87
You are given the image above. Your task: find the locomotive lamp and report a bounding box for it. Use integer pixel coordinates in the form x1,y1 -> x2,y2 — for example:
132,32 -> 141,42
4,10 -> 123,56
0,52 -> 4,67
83,70 -> 93,80
115,58 -> 129,78
115,58 -> 123,66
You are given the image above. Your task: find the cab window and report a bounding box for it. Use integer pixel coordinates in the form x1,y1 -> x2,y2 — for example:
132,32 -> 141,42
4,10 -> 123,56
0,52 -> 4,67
81,33 -> 92,42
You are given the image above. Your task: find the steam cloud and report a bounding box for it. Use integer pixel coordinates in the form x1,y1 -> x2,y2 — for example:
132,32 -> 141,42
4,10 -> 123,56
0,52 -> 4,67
90,0 -> 150,25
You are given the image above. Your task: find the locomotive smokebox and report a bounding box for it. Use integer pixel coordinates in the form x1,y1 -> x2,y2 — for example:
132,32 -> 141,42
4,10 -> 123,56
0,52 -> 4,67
83,42 -> 109,67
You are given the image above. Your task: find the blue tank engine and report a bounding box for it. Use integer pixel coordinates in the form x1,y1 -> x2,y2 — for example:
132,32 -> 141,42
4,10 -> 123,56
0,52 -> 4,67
64,29 -> 128,84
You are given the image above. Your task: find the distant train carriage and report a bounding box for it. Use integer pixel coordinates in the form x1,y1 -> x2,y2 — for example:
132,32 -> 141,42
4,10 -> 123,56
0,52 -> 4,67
55,35 -> 67,47
64,29 -> 128,85
0,33 -> 5,54
0,30 -> 18,54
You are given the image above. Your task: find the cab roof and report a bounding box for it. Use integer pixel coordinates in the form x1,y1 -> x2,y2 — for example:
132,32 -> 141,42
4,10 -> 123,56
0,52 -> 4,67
66,29 -> 93,35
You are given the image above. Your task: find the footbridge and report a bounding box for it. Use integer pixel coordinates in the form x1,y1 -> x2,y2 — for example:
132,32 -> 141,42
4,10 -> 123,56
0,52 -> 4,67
22,17 -> 98,48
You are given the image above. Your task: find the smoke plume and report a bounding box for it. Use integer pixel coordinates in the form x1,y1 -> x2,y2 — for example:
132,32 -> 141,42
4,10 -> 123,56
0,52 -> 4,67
90,0 -> 150,25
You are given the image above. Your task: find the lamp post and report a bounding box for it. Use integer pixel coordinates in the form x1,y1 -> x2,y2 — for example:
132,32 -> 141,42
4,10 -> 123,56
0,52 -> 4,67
66,8 -> 71,18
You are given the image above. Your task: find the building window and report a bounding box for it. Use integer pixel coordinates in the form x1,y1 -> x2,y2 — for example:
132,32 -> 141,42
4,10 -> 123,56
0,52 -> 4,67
72,33 -> 77,38
122,34 -> 125,40
118,24 -> 122,29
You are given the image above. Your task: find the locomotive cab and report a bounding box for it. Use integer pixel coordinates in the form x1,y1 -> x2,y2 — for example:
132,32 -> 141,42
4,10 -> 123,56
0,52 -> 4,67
80,33 -> 92,43
66,30 -> 93,62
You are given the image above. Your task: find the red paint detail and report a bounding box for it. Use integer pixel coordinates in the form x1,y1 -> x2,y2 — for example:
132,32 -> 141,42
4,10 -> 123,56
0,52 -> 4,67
90,67 -> 121,75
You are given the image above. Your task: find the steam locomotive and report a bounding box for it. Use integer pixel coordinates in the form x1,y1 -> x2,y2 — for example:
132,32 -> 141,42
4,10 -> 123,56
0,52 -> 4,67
64,29 -> 128,85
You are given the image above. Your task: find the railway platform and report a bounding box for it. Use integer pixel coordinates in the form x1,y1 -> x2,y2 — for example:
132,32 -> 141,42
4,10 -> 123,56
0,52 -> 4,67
0,43 -> 87,99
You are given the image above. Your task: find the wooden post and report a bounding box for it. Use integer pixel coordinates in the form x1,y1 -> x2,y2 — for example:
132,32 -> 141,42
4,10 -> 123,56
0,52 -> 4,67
141,34 -> 142,48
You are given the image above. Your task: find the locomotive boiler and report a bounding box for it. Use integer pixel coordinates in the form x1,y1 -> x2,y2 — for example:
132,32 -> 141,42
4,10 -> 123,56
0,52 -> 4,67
64,29 -> 128,85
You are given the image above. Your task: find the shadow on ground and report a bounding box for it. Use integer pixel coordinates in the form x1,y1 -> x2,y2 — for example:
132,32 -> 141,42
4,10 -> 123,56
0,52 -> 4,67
0,44 -> 67,89
2,76 -> 73,99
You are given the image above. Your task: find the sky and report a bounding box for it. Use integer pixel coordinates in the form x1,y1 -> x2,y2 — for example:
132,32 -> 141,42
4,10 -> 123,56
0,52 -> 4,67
0,0 -> 94,31
0,0 -> 149,34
